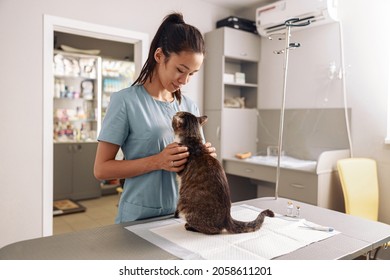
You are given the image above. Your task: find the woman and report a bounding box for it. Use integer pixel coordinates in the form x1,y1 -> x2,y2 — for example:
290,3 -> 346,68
94,12 -> 216,223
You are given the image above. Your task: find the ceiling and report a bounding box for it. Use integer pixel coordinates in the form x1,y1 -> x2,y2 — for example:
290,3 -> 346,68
200,0 -> 276,11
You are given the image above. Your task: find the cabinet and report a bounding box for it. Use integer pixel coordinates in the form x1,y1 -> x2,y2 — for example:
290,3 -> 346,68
53,52 -> 135,199
53,52 -> 136,141
54,142 -> 101,200
223,149 -> 349,211
204,27 -> 261,160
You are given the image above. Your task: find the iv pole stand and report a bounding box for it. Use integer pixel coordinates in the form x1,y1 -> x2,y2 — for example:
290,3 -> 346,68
274,18 -> 310,200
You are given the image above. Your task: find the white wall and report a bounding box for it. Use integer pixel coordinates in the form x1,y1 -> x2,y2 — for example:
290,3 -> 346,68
0,0 -> 231,249
258,23 -> 344,108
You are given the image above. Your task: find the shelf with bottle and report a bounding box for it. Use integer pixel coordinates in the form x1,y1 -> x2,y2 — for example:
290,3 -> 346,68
54,104 -> 97,143
102,59 -> 134,92
53,50 -> 101,142
54,77 -> 96,100
54,120 -> 97,143
54,107 -> 95,123
102,77 -> 132,93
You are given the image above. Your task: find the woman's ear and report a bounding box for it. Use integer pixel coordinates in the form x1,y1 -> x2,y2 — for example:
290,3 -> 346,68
154,47 -> 164,63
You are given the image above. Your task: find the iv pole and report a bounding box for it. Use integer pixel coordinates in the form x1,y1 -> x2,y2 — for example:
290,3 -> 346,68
274,18 -> 311,200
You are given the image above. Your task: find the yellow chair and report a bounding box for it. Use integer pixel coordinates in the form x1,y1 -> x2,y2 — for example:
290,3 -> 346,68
337,158 -> 389,259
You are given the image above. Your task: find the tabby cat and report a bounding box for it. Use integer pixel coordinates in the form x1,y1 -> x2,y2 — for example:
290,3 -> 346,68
172,111 -> 274,234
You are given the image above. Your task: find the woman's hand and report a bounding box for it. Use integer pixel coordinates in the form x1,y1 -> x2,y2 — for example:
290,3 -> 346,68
158,142 -> 189,172
204,142 -> 217,158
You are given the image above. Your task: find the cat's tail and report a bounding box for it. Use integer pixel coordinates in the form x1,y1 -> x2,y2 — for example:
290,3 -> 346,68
226,209 -> 274,234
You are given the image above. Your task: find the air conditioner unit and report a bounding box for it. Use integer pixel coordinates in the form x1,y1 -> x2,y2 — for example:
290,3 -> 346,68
256,0 -> 339,37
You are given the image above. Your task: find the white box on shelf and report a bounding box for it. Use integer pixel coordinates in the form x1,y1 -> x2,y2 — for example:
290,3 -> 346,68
223,73 -> 235,83
235,72 -> 246,84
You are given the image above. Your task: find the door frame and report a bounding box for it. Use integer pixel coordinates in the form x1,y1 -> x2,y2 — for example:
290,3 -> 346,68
43,15 -> 148,236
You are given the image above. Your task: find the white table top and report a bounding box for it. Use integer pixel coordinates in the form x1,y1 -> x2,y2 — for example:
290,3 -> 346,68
1,197 -> 389,260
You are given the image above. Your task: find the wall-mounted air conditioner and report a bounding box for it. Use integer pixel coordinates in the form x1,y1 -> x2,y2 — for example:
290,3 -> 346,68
256,0 -> 339,37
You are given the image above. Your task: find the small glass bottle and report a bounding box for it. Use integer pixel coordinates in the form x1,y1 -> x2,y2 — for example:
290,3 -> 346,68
295,205 -> 301,218
286,201 -> 293,217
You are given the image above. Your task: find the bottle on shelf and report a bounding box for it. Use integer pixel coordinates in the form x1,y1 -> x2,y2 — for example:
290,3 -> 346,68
53,51 -> 101,142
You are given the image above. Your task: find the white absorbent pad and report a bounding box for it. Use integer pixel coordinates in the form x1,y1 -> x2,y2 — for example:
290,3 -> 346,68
125,205 -> 339,260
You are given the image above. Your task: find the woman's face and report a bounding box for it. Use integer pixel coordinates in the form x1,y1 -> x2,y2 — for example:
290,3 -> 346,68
155,49 -> 204,93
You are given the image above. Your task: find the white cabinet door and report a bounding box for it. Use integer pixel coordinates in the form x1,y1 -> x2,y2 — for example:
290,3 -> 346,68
278,170 -> 318,205
224,27 -> 260,61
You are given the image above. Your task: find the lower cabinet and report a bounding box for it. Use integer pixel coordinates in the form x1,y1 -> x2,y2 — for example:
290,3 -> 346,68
223,149 -> 349,212
54,142 -> 101,200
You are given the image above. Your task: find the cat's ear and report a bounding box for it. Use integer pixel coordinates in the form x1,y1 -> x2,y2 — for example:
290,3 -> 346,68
173,115 -> 184,127
198,116 -> 208,126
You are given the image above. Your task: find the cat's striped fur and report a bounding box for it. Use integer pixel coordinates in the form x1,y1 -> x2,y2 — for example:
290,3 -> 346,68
172,111 -> 274,234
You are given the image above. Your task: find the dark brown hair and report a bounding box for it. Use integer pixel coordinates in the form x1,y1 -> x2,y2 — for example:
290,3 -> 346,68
132,12 -> 205,103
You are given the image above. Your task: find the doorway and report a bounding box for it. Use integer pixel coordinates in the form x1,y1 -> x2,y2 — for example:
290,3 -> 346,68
43,15 -> 148,236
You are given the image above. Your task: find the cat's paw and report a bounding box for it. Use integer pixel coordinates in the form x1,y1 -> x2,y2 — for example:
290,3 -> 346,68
185,223 -> 199,232
262,209 -> 275,218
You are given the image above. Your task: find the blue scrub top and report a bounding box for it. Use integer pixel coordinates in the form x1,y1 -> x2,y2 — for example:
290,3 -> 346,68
98,85 -> 201,223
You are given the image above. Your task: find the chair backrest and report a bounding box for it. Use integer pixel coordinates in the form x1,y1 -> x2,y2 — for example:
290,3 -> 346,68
337,158 -> 379,221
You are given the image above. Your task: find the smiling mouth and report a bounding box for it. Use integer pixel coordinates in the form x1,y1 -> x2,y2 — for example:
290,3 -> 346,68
172,83 -> 181,91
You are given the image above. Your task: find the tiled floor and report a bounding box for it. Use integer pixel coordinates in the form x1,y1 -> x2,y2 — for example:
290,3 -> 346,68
53,194 -> 120,235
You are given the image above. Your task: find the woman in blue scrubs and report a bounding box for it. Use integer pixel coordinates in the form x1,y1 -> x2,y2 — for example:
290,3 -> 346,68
94,13 -> 216,223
